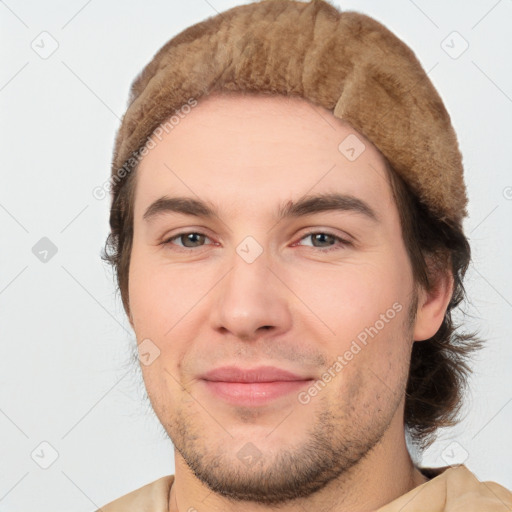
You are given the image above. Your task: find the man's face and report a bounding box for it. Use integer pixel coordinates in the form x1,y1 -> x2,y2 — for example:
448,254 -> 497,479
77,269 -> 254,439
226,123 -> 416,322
129,92 -> 418,503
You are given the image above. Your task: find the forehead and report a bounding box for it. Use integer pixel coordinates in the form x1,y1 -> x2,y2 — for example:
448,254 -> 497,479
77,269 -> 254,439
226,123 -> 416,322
134,92 -> 396,221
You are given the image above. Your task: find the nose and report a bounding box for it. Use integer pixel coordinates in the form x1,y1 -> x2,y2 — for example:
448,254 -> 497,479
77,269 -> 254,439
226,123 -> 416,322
209,244 -> 293,342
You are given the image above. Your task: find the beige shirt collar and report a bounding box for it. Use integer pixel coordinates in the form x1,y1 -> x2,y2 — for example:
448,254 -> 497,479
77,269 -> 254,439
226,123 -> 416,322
98,464 -> 512,511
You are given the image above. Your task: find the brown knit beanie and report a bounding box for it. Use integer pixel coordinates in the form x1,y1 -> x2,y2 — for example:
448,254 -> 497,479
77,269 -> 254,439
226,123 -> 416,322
110,0 -> 468,228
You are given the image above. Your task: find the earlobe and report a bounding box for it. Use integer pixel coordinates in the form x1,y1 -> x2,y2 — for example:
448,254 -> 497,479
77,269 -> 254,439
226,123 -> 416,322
413,269 -> 454,342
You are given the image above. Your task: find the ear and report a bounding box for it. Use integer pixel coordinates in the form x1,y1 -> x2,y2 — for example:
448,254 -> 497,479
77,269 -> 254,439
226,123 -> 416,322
413,264 -> 454,342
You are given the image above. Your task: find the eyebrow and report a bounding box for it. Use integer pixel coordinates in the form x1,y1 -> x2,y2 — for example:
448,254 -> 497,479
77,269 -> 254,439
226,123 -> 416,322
143,193 -> 380,224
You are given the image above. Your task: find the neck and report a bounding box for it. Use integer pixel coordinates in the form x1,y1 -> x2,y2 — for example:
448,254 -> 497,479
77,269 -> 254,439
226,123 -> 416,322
168,414 -> 428,512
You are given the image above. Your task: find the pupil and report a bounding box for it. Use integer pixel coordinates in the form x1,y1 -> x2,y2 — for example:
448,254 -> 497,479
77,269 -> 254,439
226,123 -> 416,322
184,233 -> 202,247
314,233 -> 332,246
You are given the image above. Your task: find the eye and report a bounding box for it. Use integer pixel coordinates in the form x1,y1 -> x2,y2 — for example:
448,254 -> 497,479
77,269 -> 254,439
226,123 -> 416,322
162,231 -> 214,252
295,231 -> 352,252
162,230 -> 352,253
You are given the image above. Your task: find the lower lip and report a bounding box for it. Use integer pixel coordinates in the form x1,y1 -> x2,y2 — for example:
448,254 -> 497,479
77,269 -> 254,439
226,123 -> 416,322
202,380 -> 312,406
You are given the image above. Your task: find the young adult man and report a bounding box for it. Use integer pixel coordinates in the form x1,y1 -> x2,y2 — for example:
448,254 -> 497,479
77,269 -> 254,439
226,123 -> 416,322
98,1 -> 512,510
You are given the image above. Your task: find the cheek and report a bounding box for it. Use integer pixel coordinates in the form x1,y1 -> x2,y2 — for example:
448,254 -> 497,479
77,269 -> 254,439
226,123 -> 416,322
128,246 -> 217,367
292,255 -> 413,386
128,234 -> 413,345
128,244 -> 178,336
290,258 -> 404,334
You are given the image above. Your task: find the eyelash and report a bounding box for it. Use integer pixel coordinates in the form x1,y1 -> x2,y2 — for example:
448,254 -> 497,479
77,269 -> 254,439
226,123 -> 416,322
161,230 -> 352,253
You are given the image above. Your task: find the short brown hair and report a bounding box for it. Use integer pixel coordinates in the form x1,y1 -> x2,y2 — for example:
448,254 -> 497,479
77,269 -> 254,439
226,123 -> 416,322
102,138 -> 482,450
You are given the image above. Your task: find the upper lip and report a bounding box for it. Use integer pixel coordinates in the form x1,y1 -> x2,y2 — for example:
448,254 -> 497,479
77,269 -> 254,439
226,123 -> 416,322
201,366 -> 312,383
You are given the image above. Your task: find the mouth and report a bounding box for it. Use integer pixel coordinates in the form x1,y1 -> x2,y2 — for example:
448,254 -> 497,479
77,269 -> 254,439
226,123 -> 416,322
200,365 -> 314,406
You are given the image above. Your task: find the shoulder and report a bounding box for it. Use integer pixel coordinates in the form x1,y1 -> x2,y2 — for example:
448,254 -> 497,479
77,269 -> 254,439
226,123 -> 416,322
440,465 -> 512,511
97,475 -> 175,512
377,464 -> 512,511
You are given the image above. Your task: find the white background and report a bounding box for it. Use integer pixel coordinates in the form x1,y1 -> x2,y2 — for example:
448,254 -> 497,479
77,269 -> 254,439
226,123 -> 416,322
1,0 -> 511,510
